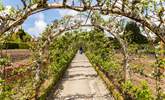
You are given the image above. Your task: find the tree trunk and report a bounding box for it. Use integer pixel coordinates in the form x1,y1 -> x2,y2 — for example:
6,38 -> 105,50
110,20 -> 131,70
34,61 -> 42,99
123,52 -> 129,82
113,32 -> 130,82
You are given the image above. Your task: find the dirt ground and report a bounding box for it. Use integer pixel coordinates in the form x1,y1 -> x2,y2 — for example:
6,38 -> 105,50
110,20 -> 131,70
0,49 -> 32,81
114,52 -> 165,96
0,49 -> 31,62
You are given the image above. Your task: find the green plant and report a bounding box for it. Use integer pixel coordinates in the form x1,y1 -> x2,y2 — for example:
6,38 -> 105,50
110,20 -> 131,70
0,79 -> 14,100
135,81 -> 153,100
121,81 -> 153,100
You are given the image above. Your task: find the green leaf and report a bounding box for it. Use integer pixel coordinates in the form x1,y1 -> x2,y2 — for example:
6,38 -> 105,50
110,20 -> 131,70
0,0 -> 4,11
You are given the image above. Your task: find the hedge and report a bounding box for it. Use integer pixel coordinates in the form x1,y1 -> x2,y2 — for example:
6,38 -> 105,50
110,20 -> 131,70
0,42 -> 30,49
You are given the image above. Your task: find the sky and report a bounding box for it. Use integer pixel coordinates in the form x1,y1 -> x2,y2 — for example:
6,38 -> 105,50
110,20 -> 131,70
2,0 -> 79,37
1,0 -> 124,38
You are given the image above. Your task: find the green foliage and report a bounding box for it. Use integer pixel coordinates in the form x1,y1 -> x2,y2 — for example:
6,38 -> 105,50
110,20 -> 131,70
135,81 -> 153,100
0,42 -> 30,49
0,29 -> 31,49
32,0 -> 40,4
158,58 -> 165,69
0,42 -> 19,49
0,57 -> 10,66
122,80 -> 153,100
50,33 -> 78,74
0,0 -> 4,11
124,21 -> 148,44
108,37 -> 121,49
128,43 -> 139,54
0,56 -> 13,99
76,29 -> 154,99
18,43 -> 30,49
37,32 -> 78,100
10,29 -> 32,42
78,30 -> 120,77
0,78 -> 14,100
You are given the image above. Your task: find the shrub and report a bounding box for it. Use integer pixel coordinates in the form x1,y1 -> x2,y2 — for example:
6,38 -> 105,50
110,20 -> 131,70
122,81 -> 153,100
0,42 -> 30,49
18,43 -> 30,49
135,81 -> 153,100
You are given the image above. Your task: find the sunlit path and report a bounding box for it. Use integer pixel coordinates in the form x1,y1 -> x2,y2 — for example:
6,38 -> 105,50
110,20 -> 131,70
47,52 -> 114,100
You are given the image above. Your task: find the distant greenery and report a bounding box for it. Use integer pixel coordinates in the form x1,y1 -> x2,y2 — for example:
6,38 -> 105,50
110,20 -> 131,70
0,0 -> 4,11
106,21 -> 150,51
75,30 -> 155,99
10,29 -> 31,42
122,21 -> 154,54
77,30 -> 121,78
123,21 -> 148,44
0,29 -> 32,49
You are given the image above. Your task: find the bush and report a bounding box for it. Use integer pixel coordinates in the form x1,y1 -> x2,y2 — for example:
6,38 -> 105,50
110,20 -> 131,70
0,42 -> 30,49
122,81 -> 153,100
1,42 -> 19,49
0,78 -> 14,100
18,43 -> 30,49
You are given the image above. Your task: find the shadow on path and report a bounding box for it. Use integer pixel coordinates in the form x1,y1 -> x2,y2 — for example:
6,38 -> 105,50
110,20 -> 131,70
47,52 -> 114,100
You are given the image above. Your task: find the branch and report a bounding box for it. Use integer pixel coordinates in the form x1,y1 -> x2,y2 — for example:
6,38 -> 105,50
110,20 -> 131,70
63,0 -> 67,6
100,0 -> 107,7
112,0 -> 118,9
122,0 -> 125,12
85,9 -> 92,24
81,0 -> 88,10
21,0 -> 27,9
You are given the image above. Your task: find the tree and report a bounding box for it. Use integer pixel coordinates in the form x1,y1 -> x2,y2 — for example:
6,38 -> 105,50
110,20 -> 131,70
124,21 -> 148,44
17,29 -> 32,42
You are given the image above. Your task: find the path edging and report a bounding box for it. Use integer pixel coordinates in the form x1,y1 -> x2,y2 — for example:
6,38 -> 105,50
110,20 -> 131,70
38,51 -> 77,100
94,65 -> 124,100
86,54 -> 124,100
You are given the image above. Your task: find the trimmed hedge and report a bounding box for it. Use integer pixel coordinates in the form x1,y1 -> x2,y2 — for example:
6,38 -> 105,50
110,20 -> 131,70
38,49 -> 77,100
86,53 -> 124,100
0,42 -> 30,49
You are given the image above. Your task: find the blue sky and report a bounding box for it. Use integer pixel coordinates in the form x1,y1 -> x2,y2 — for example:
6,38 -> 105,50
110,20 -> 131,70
2,0 -> 79,37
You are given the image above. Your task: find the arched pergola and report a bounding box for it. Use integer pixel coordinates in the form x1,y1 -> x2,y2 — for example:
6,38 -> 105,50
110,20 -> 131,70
0,0 -> 165,43
0,0 -> 164,99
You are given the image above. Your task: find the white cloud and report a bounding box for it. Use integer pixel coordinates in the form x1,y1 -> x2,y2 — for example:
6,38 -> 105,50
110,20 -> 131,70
58,9 -> 78,17
27,13 -> 47,37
